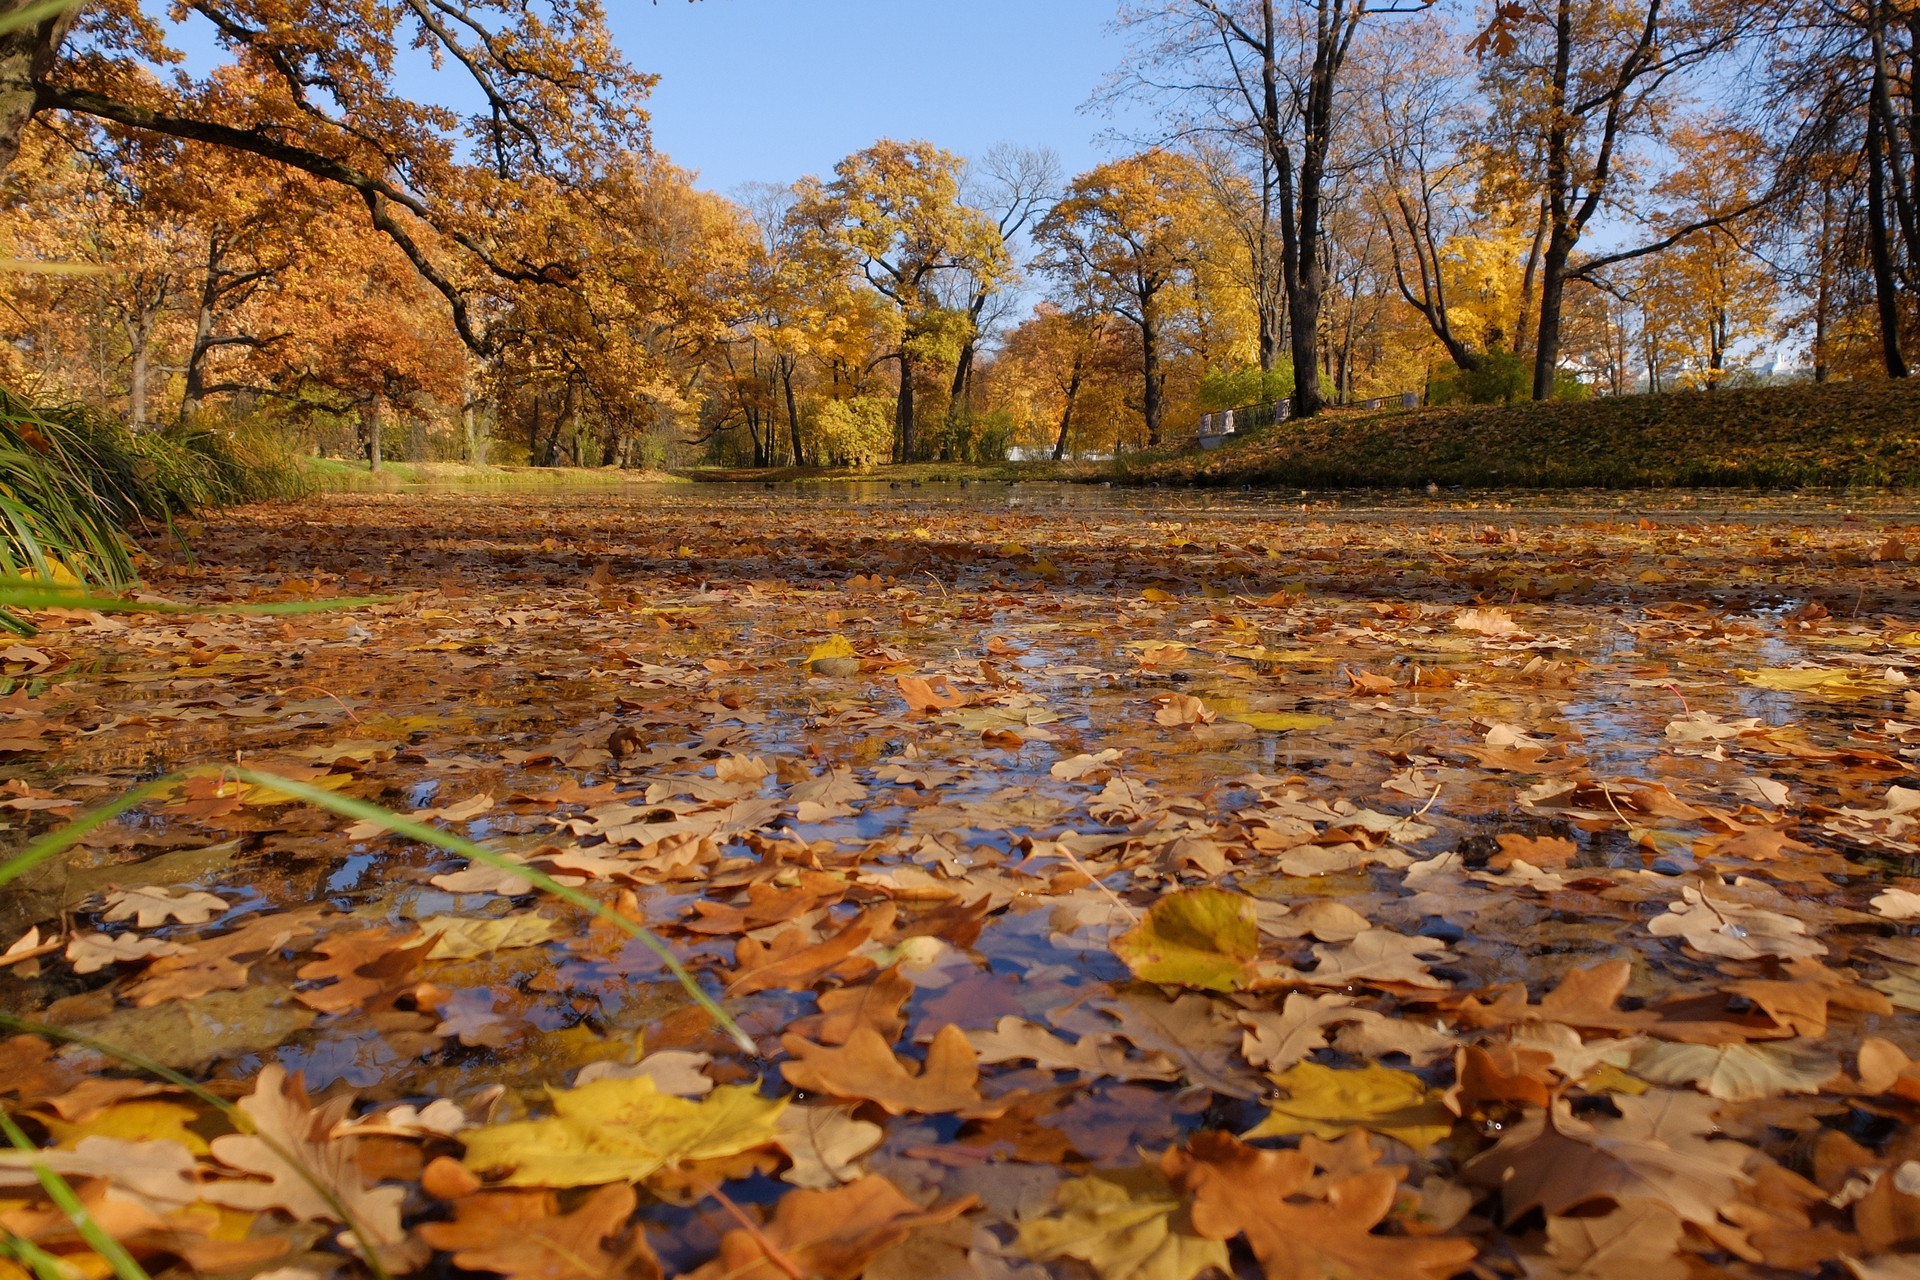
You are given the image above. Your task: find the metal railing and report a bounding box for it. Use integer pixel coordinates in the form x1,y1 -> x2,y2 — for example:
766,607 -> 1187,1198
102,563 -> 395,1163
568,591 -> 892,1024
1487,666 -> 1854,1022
1192,390 -> 1422,449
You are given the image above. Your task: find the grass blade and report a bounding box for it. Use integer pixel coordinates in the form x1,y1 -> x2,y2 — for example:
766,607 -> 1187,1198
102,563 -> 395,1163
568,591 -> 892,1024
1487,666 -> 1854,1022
0,1110 -> 154,1280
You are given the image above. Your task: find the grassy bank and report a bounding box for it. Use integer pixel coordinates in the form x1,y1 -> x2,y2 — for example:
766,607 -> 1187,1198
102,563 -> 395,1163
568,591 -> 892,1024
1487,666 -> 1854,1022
0,392 -> 296,597
683,459 -> 1075,484
1120,380 -> 1920,489
302,459 -> 688,491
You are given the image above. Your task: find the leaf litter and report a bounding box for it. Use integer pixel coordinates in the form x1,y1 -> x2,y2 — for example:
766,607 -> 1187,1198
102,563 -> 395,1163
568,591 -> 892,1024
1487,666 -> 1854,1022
6,486 -> 1920,1277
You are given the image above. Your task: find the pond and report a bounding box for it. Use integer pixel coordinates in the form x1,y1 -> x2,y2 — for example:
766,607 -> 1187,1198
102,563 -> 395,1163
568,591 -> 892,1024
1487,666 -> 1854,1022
3,485 -> 1919,1278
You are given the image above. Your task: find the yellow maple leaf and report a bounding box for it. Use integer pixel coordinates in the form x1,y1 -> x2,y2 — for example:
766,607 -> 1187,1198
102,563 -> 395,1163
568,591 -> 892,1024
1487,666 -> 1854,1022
461,1076 -> 786,1187
1244,1061 -> 1455,1149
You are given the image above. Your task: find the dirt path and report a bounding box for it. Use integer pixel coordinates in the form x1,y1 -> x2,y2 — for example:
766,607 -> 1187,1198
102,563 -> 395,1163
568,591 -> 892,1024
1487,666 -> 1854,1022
5,487 -> 1920,1277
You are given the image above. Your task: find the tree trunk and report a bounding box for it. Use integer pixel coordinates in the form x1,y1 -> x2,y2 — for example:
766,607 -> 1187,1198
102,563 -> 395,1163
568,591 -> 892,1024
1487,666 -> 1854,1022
945,338 -> 977,450
462,401 -> 478,463
0,3 -> 75,174
126,322 -> 151,433
781,359 -> 804,467
745,406 -> 766,467
180,302 -> 214,424
1053,348 -> 1085,462
1531,227 -> 1575,399
894,352 -> 915,462
366,396 -> 384,472
1142,308 -> 1163,447
1868,108 -> 1910,377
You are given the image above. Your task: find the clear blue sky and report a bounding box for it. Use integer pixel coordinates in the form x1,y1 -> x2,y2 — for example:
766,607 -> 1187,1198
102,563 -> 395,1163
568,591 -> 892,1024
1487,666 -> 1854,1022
606,0 -> 1148,194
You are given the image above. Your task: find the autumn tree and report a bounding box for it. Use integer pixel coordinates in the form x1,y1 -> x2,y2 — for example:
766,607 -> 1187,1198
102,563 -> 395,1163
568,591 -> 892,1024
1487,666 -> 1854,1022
1475,0 -> 1766,398
797,140 -> 1006,461
1766,0 -> 1919,376
1113,0 -> 1416,418
986,304 -> 1135,460
1035,150 -> 1207,445
4,0 -> 656,365
937,144 -> 1060,451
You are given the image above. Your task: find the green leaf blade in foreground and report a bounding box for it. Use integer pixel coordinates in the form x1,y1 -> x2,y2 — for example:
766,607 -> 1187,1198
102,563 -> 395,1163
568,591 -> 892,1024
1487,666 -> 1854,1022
223,768 -> 756,1055
1112,887 -> 1260,992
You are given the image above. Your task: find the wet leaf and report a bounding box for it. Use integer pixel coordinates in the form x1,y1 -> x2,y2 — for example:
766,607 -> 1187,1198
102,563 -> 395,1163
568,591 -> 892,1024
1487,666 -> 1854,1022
1464,1092 -> 1750,1225
686,1175 -> 975,1280
1630,1039 -> 1839,1101
1647,887 -> 1826,960
1244,1061 -> 1455,1149
100,886 -> 230,928
420,913 -> 555,960
417,1184 -> 660,1280
1164,1131 -> 1478,1280
1018,1167 -> 1228,1280
459,1076 -> 786,1187
779,1025 -> 998,1116
1111,887 -> 1259,992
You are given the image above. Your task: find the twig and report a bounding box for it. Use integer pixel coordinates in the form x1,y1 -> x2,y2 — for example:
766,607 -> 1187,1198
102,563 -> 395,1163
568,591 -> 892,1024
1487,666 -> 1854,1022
275,682 -> 363,725
1388,782 -> 1444,838
1050,841 -> 1141,925
0,936 -> 61,968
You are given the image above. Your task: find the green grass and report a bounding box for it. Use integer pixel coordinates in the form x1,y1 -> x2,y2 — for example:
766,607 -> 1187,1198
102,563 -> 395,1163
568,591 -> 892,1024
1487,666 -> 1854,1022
301,459 -> 692,492
684,459 -> 1075,484
1118,380 -> 1920,490
0,391 -> 304,632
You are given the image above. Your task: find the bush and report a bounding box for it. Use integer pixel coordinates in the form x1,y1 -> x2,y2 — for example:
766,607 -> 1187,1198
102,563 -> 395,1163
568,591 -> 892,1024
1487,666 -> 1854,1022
814,395 -> 894,469
1429,353 -> 1590,405
1198,364 -> 1296,413
0,387 -> 302,601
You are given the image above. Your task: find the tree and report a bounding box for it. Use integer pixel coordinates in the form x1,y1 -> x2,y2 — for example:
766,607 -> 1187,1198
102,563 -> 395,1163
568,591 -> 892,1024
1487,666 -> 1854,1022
1114,0 -> 1409,418
938,144 -> 1059,451
798,140 -> 1006,461
1622,125 -> 1780,386
1477,0 -> 1762,397
1035,150 -> 1205,445
1767,0 -> 1918,376
4,0 -> 656,359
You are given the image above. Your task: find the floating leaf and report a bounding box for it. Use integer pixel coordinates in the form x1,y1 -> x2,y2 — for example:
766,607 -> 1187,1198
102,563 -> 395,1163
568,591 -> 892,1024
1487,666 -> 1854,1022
1244,1061 -> 1455,1149
460,1075 -> 786,1187
1112,888 -> 1259,992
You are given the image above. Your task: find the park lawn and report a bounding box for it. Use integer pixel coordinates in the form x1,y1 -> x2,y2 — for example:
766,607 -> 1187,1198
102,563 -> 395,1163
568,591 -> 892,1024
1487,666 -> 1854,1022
1124,379 -> 1920,489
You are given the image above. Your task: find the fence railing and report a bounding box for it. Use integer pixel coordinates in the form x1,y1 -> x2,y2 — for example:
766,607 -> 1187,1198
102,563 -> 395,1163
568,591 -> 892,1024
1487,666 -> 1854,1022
1193,390 -> 1422,449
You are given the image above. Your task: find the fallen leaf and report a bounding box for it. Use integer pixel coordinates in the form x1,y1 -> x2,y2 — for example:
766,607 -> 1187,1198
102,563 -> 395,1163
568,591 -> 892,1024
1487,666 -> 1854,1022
966,1017 -> 1181,1081
417,1184 -> 660,1280
1647,886 -> 1826,960
420,913 -> 555,960
772,1104 -> 884,1189
1524,1202 -> 1688,1280
1164,1131 -> 1477,1280
1244,1061 -> 1455,1149
687,1175 -> 975,1280
101,886 -> 231,928
65,932 -> 188,974
1111,887 -> 1259,992
1018,1167 -> 1228,1280
780,1024 -> 999,1116
1629,1039 -> 1839,1101
203,1066 -> 408,1251
459,1075 -> 786,1187
1464,1091 -> 1750,1225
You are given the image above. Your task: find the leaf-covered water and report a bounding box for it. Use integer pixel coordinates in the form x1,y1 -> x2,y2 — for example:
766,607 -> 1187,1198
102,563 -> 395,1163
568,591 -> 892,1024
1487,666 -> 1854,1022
6,484 -> 1920,1279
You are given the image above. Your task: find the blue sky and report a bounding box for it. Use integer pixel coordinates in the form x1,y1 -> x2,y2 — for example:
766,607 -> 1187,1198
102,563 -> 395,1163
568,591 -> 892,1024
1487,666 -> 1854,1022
600,0 -> 1146,194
